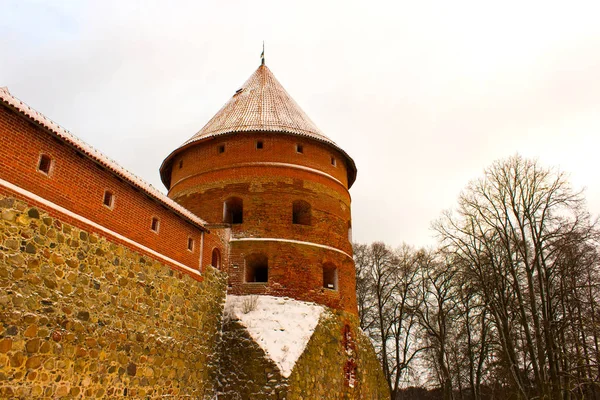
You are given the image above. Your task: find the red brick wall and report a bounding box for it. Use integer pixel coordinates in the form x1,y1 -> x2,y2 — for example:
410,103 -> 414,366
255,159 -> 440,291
0,103 -> 224,276
227,240 -> 357,314
165,132 -> 358,314
167,132 -> 351,191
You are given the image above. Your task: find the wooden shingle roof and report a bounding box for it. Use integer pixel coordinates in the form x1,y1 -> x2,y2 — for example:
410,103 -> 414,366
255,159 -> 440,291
184,65 -> 331,144
161,65 -> 357,188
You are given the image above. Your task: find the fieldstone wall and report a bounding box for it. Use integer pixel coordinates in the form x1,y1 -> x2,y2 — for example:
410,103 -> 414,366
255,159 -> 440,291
0,195 -> 227,399
218,308 -> 389,399
217,318 -> 287,399
287,311 -> 389,400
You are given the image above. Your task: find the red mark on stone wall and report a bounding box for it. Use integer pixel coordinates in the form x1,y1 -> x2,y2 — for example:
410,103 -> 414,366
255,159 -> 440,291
342,324 -> 357,388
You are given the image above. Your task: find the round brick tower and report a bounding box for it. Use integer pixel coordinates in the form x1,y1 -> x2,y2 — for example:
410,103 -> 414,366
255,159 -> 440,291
160,63 -> 358,314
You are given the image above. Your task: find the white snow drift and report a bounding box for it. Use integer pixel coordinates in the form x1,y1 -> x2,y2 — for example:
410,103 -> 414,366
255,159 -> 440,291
225,295 -> 324,378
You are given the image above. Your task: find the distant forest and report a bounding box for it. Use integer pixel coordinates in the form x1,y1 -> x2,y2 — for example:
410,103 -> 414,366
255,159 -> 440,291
355,155 -> 600,400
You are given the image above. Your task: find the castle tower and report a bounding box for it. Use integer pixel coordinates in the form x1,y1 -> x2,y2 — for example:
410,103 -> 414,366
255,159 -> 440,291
160,63 -> 358,314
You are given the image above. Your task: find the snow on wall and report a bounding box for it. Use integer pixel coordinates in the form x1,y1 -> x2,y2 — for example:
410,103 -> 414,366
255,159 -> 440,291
225,295 -> 324,378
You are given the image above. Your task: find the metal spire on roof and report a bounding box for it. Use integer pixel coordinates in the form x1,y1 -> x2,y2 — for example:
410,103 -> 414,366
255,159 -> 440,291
261,41 -> 265,65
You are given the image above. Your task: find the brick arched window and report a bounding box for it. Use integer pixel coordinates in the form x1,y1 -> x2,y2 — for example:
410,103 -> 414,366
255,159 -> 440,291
223,197 -> 243,224
245,253 -> 268,283
211,248 -> 222,269
323,262 -> 338,290
292,200 -> 311,226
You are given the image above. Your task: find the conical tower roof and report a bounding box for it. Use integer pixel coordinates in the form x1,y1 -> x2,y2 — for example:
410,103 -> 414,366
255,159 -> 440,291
185,64 -> 332,144
161,64 -> 357,188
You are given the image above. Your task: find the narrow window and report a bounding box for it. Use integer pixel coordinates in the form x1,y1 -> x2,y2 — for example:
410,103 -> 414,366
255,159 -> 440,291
218,144 -> 225,154
150,217 -> 160,233
256,140 -> 264,149
223,197 -> 243,224
245,253 -> 268,283
103,190 -> 114,209
178,159 -> 183,169
348,221 -> 353,242
331,156 -> 337,167
296,144 -> 304,154
323,263 -> 338,290
292,200 -> 311,226
187,237 -> 194,252
37,154 -> 52,175
211,248 -> 222,269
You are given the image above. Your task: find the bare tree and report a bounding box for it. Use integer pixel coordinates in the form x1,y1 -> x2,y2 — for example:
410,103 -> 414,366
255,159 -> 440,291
416,251 -> 459,400
354,242 -> 425,399
435,155 -> 599,399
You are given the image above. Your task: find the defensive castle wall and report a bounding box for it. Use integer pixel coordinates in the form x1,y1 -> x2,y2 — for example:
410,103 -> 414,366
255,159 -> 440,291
0,64 -> 389,398
0,100 -> 225,276
0,195 -> 227,398
218,307 -> 388,399
0,96 -> 229,397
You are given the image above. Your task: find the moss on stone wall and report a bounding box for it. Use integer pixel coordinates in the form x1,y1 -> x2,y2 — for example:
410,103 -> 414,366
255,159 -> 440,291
217,305 -> 389,399
0,196 -> 227,399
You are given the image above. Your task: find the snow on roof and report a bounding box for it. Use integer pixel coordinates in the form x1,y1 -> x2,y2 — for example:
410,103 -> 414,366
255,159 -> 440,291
0,87 -> 208,231
226,295 -> 324,378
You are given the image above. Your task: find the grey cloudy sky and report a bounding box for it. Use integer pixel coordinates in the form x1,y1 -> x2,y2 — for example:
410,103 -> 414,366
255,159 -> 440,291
2,0 -> 599,248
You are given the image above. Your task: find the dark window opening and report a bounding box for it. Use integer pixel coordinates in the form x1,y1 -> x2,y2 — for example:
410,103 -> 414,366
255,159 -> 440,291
103,191 -> 114,208
223,197 -> 243,224
211,248 -> 222,269
151,217 -> 159,233
256,140 -> 264,149
245,253 -> 268,283
292,200 -> 311,226
296,144 -> 304,154
323,263 -> 338,290
331,156 -> 337,166
187,237 -> 194,251
178,159 -> 183,169
218,144 -> 225,154
38,154 -> 52,174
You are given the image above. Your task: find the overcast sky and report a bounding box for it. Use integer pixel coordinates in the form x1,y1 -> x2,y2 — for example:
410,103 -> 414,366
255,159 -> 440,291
2,0 -> 599,248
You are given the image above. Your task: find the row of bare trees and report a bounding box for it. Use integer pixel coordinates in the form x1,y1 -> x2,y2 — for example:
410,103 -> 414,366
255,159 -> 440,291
355,156 -> 600,400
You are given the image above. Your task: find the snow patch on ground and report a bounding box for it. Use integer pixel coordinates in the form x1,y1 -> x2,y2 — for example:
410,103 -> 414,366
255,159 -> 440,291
225,295 -> 324,378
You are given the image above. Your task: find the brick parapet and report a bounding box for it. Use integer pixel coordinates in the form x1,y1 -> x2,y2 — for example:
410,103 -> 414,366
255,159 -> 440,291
0,104 -> 225,274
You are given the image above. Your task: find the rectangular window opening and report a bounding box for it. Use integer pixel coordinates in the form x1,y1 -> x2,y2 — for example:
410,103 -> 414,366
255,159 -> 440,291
331,157 -> 337,167
151,217 -> 160,233
187,237 -> 195,252
296,144 -> 304,154
323,265 -> 338,290
103,190 -> 114,209
245,254 -> 269,283
218,144 -> 225,154
37,154 -> 52,175
256,140 -> 264,149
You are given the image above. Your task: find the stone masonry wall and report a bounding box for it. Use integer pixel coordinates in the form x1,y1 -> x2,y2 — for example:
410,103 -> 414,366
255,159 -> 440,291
217,306 -> 389,399
0,195 -> 227,398
286,311 -> 389,400
217,318 -> 287,399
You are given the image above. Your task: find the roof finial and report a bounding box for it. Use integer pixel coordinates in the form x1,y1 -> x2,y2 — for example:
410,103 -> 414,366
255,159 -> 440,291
261,41 -> 265,66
